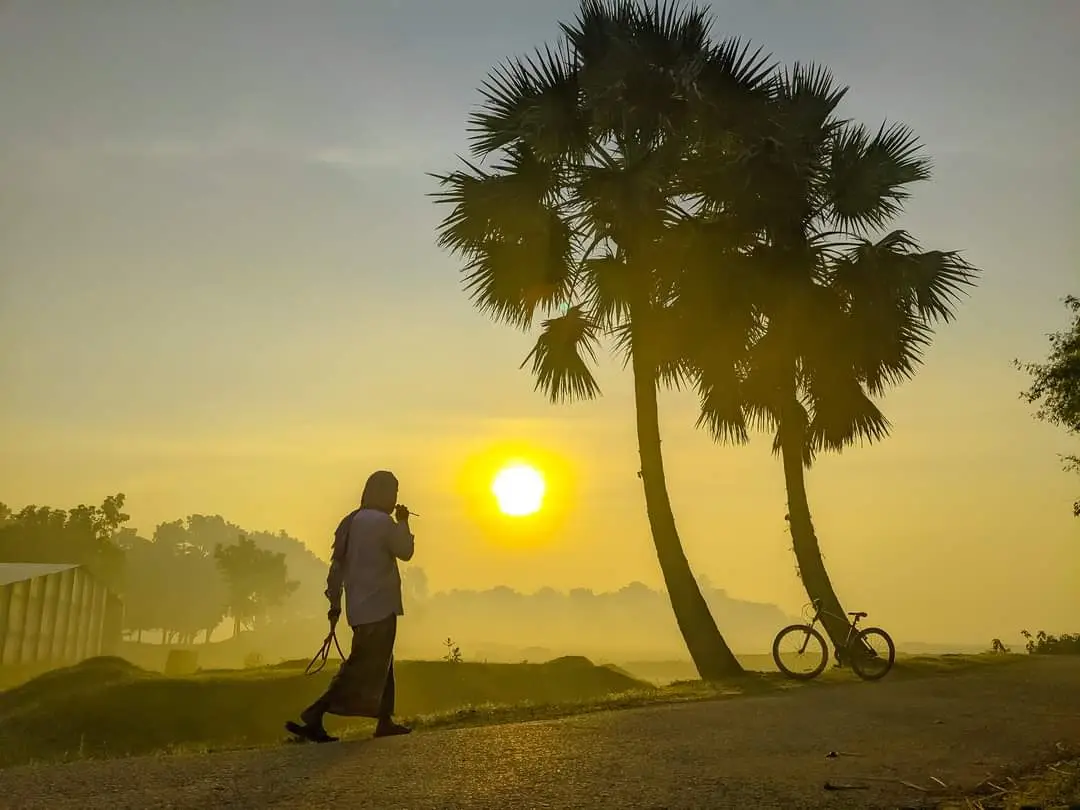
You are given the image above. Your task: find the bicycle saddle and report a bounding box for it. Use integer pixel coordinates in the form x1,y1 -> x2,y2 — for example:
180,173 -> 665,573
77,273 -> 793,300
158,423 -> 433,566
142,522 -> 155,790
847,611 -> 867,618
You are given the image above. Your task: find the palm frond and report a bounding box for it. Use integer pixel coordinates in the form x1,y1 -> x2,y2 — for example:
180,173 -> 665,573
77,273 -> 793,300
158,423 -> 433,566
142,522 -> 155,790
433,156 -> 578,329
827,121 -> 932,232
806,375 -> 891,454
771,399 -> 813,464
834,230 -> 977,323
521,306 -> 602,402
461,236 -> 577,329
468,42 -> 586,161
706,36 -> 775,94
566,1 -> 739,145
903,248 -> 979,323
694,360 -> 749,444
602,295 -> 698,392
821,244 -> 925,394
646,300 -> 698,390
739,340 -> 787,437
432,147 -> 564,251
574,144 -> 684,245
580,252 -> 636,327
771,61 -> 848,138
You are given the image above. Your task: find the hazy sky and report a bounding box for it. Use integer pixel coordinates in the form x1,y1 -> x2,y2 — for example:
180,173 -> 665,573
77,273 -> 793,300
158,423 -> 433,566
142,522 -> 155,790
1,1 -> 1077,644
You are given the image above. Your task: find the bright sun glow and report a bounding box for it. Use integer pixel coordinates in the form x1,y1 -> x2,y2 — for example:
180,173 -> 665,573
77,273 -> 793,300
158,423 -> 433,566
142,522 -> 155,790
491,463 -> 546,517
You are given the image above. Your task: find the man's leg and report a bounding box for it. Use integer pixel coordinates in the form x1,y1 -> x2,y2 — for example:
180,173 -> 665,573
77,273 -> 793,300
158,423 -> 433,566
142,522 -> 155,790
374,619 -> 411,737
379,661 -> 395,717
294,627 -> 363,740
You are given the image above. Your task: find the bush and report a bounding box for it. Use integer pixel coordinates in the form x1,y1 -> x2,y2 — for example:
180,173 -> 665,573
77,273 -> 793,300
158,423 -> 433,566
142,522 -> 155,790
1021,630 -> 1080,655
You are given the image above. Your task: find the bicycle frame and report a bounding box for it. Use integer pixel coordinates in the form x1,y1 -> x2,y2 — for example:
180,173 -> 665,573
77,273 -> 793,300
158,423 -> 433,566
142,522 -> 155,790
773,600 -> 894,681
801,599 -> 862,658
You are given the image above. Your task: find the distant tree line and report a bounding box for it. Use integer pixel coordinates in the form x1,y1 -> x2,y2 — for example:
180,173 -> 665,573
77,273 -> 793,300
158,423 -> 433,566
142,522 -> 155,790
397,577 -> 794,660
0,495 -> 325,644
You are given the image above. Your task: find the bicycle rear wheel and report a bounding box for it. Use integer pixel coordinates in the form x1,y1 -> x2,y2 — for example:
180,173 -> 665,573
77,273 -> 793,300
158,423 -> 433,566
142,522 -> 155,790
772,624 -> 828,680
848,627 -> 895,681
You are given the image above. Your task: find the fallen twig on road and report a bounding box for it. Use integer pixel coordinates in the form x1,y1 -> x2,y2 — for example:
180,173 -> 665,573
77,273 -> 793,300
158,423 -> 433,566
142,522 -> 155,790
827,775 -> 931,792
823,781 -> 870,791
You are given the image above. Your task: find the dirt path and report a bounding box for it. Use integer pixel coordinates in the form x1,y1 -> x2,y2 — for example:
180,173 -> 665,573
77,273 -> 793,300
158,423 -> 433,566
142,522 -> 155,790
2,658 -> 1077,809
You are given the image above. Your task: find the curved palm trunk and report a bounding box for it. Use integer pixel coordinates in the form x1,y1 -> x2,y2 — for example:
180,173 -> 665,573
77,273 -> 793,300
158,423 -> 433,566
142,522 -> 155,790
630,345 -> 744,680
778,417 -> 865,657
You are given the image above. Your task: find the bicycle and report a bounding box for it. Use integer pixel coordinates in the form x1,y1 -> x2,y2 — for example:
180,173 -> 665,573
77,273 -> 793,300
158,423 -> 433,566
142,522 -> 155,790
772,598 -> 895,681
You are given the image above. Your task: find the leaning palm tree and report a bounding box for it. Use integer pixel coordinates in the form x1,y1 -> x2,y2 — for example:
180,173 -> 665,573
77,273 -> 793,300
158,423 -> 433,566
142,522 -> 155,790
688,65 -> 979,652
432,0 -> 773,679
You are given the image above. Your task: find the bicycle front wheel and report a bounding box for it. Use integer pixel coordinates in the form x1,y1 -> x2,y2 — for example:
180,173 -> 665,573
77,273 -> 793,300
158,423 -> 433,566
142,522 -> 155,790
848,627 -> 895,681
772,624 -> 828,680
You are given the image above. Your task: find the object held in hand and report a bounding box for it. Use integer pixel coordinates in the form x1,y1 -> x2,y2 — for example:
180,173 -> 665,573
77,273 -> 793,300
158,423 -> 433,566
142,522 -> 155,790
394,504 -> 419,520
305,629 -> 346,676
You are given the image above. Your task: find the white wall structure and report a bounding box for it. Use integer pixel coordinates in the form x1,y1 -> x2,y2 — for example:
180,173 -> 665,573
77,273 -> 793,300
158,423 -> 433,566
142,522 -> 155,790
0,563 -> 123,667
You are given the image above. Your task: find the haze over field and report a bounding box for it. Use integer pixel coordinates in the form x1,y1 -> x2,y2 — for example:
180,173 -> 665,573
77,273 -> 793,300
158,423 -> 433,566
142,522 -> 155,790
1,0 -> 1077,653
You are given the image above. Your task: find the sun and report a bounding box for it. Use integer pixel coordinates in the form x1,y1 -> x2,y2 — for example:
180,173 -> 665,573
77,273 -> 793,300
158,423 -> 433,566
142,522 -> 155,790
491,463 -> 546,517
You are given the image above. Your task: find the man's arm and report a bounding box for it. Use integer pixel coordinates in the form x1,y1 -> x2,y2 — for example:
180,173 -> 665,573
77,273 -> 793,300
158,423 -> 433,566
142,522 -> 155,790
325,512 -> 353,615
385,517 -> 415,561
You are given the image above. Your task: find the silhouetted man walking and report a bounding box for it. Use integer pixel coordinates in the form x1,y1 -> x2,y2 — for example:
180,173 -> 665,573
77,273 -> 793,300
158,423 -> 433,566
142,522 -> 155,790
286,470 -> 415,742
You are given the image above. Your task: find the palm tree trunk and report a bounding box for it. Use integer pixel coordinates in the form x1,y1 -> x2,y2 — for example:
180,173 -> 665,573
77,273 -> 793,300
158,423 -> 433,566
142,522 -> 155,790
630,343 -> 744,680
779,416 -> 862,657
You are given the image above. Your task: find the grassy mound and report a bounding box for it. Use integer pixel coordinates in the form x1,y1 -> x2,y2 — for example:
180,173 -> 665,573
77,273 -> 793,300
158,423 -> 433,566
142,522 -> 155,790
0,657 -> 148,716
0,654 -> 648,768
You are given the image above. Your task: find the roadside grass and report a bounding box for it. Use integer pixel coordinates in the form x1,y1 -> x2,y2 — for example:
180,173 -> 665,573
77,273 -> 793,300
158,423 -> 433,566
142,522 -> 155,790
939,750 -> 1080,809
0,652 -> 1025,769
387,652 -> 1024,736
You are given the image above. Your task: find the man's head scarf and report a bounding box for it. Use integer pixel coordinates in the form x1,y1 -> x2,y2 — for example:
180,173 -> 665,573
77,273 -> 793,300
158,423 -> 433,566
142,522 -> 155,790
360,470 -> 399,513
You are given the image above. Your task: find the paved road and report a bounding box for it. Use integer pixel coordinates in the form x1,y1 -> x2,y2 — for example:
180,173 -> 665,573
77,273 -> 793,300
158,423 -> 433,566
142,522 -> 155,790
2,658 -> 1078,810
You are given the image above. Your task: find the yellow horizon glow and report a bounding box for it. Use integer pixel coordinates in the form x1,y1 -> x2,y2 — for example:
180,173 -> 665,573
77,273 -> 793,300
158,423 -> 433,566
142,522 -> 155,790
492,463 -> 546,517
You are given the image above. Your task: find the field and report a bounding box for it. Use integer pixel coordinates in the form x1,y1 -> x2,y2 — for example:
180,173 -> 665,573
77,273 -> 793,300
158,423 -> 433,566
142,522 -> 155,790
0,651 -> 1022,770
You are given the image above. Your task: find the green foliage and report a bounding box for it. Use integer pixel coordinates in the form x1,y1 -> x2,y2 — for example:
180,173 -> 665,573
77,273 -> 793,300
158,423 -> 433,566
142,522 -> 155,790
214,536 -> 299,637
120,532 -> 227,645
432,1 -> 776,402
1021,629 -> 1080,656
0,495 -> 129,591
685,71 -> 978,460
1,496 -> 317,644
1016,295 -> 1080,516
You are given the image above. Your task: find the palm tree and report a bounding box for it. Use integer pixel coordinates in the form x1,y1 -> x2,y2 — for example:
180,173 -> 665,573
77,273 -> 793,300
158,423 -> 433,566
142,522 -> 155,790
431,0 -> 773,679
689,65 -> 978,652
